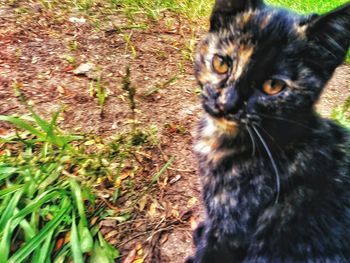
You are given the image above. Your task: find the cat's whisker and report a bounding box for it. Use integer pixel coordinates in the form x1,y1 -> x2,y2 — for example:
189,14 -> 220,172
253,124 -> 284,155
252,125 -> 281,204
255,113 -> 315,131
245,125 -> 257,157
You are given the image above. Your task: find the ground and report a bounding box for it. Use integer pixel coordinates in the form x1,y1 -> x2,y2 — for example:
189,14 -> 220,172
0,2 -> 349,262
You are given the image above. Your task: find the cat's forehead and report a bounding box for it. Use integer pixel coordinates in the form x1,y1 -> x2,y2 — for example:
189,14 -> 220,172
200,8 -> 305,53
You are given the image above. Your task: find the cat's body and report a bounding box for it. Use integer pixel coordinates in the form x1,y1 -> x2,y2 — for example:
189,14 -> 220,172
188,0 -> 350,262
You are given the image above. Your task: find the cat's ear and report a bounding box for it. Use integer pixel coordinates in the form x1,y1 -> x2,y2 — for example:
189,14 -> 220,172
305,3 -> 350,66
210,0 -> 264,31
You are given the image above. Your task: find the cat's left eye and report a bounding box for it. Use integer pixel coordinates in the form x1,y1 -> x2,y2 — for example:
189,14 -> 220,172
262,79 -> 287,95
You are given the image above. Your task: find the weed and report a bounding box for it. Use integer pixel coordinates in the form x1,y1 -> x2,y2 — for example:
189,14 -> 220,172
38,0 -> 53,9
0,86 -> 167,261
68,40 -> 79,52
64,55 -> 77,66
123,33 -> 137,59
74,0 -> 93,10
122,67 -> 137,131
90,74 -> 107,117
143,75 -> 178,97
0,111 -> 119,262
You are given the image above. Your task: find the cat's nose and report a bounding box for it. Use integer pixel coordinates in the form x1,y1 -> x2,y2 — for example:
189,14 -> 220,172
216,87 -> 240,114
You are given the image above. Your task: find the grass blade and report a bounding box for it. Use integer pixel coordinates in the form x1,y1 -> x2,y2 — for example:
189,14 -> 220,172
150,156 -> 174,185
0,219 -> 13,262
8,198 -> 72,263
0,166 -> 17,181
31,229 -> 54,263
0,189 -> 23,233
12,190 -> 62,223
0,115 -> 45,138
0,185 -> 24,198
71,213 -> 84,263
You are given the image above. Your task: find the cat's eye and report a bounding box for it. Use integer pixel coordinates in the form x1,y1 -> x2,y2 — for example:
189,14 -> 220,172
262,79 -> 287,95
212,55 -> 230,75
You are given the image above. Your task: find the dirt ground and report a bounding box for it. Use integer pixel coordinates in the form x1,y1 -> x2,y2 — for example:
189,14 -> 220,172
1,2 -> 349,262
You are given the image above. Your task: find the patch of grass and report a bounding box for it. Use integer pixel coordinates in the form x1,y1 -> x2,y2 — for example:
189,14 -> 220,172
0,114 -> 119,262
74,0 -> 94,10
0,87 -> 168,261
83,0 -> 212,21
267,0 -> 348,14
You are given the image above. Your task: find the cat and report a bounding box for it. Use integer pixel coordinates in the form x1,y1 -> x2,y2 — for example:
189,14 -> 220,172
187,0 -> 350,262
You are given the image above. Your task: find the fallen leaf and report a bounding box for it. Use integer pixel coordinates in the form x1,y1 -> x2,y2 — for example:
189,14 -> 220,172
73,62 -> 95,76
63,65 -> 74,72
169,174 -> 181,185
133,259 -> 144,263
159,233 -> 169,245
123,248 -> 137,263
84,140 -> 96,146
0,128 -> 9,136
90,217 -> 98,226
54,238 -> 65,252
187,197 -> 198,208
69,17 -> 86,24
148,202 -> 158,218
190,216 -> 199,230
105,230 -> 119,240
57,85 -> 65,94
138,195 -> 148,212
136,243 -> 143,256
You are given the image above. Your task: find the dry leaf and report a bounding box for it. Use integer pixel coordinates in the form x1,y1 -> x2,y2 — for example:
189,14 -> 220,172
171,207 -> 180,218
190,216 -> 199,230
73,62 -> 95,75
123,249 -> 137,263
138,195 -> 148,212
148,202 -> 158,218
105,229 -> 119,239
159,233 -> 169,245
169,174 -> 181,185
84,140 -> 96,146
57,85 -> 65,94
187,197 -> 198,208
136,243 -> 143,256
90,217 -> 98,225
54,238 -> 65,252
115,178 -> 122,188
0,128 -> 9,136
69,17 -> 86,24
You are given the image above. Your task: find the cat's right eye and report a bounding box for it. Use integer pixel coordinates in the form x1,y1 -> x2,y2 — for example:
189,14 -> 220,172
212,55 -> 230,75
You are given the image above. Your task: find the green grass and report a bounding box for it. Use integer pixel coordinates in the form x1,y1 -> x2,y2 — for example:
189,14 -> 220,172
0,110 -> 120,262
267,0 -> 349,14
332,96 -> 350,130
106,0 -> 213,20
0,87 -> 165,261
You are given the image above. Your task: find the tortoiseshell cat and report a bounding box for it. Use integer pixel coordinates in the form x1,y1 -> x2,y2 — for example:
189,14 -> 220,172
187,0 -> 350,262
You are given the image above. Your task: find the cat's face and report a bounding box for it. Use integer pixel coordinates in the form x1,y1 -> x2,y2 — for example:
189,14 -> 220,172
195,0 -> 350,139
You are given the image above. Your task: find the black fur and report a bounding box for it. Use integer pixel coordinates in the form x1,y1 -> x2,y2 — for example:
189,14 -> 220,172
189,0 -> 350,262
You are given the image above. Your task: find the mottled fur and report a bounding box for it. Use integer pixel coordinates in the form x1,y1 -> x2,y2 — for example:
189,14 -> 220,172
188,0 -> 350,262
